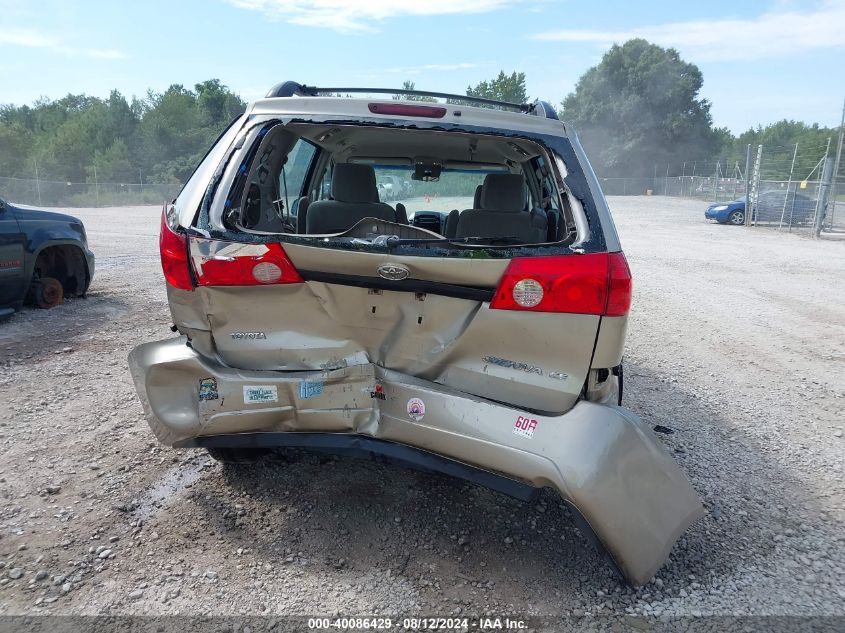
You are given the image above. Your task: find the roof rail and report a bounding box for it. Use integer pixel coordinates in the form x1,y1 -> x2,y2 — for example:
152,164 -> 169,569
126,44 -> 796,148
264,81 -> 559,119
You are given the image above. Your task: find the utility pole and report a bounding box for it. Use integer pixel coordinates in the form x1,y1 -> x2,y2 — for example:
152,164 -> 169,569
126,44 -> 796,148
814,157 -> 834,237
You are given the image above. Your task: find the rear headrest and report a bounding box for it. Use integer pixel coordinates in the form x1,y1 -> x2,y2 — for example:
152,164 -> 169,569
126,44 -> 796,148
331,163 -> 379,203
473,184 -> 483,208
480,174 -> 526,212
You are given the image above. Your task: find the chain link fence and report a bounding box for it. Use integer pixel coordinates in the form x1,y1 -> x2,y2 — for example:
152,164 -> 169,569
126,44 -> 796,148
599,139 -> 845,237
0,176 -> 181,208
1,136 -> 843,237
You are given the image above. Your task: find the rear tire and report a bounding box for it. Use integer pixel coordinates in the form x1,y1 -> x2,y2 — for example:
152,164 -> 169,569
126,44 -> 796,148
205,447 -> 270,464
34,277 -> 64,309
728,210 -> 745,225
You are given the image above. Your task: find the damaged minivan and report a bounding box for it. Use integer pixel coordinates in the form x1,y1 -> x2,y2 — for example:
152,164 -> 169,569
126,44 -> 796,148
129,82 -> 703,586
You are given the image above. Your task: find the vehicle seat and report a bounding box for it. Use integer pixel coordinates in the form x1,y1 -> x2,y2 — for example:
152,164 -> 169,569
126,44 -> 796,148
454,174 -> 547,243
444,209 -> 460,237
395,202 -> 409,224
295,196 -> 310,234
306,164 -> 397,233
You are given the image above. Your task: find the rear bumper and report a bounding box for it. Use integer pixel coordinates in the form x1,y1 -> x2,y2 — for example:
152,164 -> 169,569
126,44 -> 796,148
128,336 -> 704,586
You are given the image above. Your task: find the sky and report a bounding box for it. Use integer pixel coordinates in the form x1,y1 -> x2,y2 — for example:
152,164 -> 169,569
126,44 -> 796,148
1,0 -> 844,134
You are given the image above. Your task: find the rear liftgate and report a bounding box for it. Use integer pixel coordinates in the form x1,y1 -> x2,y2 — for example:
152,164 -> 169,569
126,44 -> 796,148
129,211 -> 704,585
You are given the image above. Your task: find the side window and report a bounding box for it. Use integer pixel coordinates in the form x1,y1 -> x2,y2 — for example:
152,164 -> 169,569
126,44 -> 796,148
279,140 -> 317,216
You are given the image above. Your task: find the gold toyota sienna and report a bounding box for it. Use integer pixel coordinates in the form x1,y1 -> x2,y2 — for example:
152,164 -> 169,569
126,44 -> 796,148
129,82 -> 704,586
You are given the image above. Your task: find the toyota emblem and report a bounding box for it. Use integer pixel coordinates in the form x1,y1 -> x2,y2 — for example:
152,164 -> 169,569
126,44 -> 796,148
377,264 -> 410,281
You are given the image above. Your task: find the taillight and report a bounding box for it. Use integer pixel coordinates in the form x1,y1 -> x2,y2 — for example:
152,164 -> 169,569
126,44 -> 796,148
605,252 -> 632,316
190,239 -> 303,286
368,103 -> 447,118
159,210 -> 193,291
490,252 -> 632,316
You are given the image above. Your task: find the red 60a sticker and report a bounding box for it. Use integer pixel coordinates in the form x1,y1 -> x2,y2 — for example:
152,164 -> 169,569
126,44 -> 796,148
513,415 -> 538,439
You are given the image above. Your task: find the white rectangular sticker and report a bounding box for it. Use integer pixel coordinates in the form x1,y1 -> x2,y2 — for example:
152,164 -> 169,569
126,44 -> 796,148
243,385 -> 278,404
513,415 -> 538,439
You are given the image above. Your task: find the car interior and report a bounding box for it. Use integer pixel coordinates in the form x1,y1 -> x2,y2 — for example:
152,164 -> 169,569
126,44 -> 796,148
229,123 -> 578,245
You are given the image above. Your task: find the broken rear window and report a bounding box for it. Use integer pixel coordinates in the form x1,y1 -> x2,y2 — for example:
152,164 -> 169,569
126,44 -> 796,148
202,122 -> 592,257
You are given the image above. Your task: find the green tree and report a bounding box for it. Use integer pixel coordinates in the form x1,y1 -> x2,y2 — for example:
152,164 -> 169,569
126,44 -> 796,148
0,78 -> 245,201
561,39 -> 719,177
735,120 -> 833,152
0,122 -> 34,177
195,79 -> 245,127
466,71 -> 528,104
88,138 -> 134,183
393,80 -> 438,102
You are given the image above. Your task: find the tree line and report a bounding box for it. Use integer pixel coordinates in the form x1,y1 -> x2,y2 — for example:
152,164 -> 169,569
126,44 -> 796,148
0,79 -> 245,185
0,40 -> 839,187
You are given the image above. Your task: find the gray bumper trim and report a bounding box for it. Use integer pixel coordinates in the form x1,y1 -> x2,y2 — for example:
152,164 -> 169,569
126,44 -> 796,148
176,431 -> 539,502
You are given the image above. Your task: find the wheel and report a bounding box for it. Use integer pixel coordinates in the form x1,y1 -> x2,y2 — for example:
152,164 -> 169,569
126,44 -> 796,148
728,210 -> 745,225
205,447 -> 270,464
34,277 -> 64,309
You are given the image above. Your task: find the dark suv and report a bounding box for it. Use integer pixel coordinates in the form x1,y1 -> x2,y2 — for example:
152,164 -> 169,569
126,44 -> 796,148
0,197 -> 95,318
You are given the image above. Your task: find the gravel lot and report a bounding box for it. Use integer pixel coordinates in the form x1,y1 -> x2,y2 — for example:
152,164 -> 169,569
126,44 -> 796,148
0,196 -> 843,620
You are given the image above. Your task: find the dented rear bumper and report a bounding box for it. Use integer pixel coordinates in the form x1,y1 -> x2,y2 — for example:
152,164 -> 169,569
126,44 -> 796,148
128,336 -> 704,586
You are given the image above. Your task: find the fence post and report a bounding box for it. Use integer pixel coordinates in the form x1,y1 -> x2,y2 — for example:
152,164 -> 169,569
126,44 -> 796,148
712,161 -> 718,200
829,97 -> 844,231
778,143 -> 799,231
814,157 -> 834,237
93,163 -> 100,207
748,145 -> 763,226
744,144 -> 752,220
33,159 -> 42,206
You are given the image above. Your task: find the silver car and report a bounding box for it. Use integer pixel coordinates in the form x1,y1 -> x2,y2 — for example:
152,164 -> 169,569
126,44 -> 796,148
129,82 -> 703,586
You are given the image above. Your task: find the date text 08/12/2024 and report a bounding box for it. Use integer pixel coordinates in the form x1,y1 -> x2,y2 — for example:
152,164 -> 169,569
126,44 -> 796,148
306,616 -> 529,630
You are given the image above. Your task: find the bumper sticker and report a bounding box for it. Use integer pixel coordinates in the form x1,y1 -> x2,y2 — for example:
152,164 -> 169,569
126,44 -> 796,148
513,415 -> 538,439
407,397 -> 425,422
243,385 -> 278,404
370,383 -> 386,400
198,377 -> 219,401
299,380 -> 324,400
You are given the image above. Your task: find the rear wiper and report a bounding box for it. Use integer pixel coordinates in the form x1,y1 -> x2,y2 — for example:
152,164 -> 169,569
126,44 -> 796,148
382,235 -> 527,247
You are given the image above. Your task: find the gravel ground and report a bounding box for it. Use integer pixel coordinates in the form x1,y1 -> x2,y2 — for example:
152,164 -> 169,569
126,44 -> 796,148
0,197 -> 843,621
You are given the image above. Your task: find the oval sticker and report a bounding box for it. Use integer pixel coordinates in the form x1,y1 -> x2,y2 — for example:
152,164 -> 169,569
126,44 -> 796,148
406,397 -> 426,422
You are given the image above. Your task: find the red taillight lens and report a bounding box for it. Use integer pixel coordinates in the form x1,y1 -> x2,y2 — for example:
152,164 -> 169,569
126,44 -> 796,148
191,239 -> 303,286
490,252 -> 632,316
368,103 -> 447,118
605,252 -> 632,316
159,210 -> 193,291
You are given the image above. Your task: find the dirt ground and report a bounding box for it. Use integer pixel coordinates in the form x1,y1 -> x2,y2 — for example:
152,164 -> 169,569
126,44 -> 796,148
0,196 -> 843,619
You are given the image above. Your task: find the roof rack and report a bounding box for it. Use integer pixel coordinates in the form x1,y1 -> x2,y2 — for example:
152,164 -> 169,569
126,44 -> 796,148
264,81 -> 559,120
